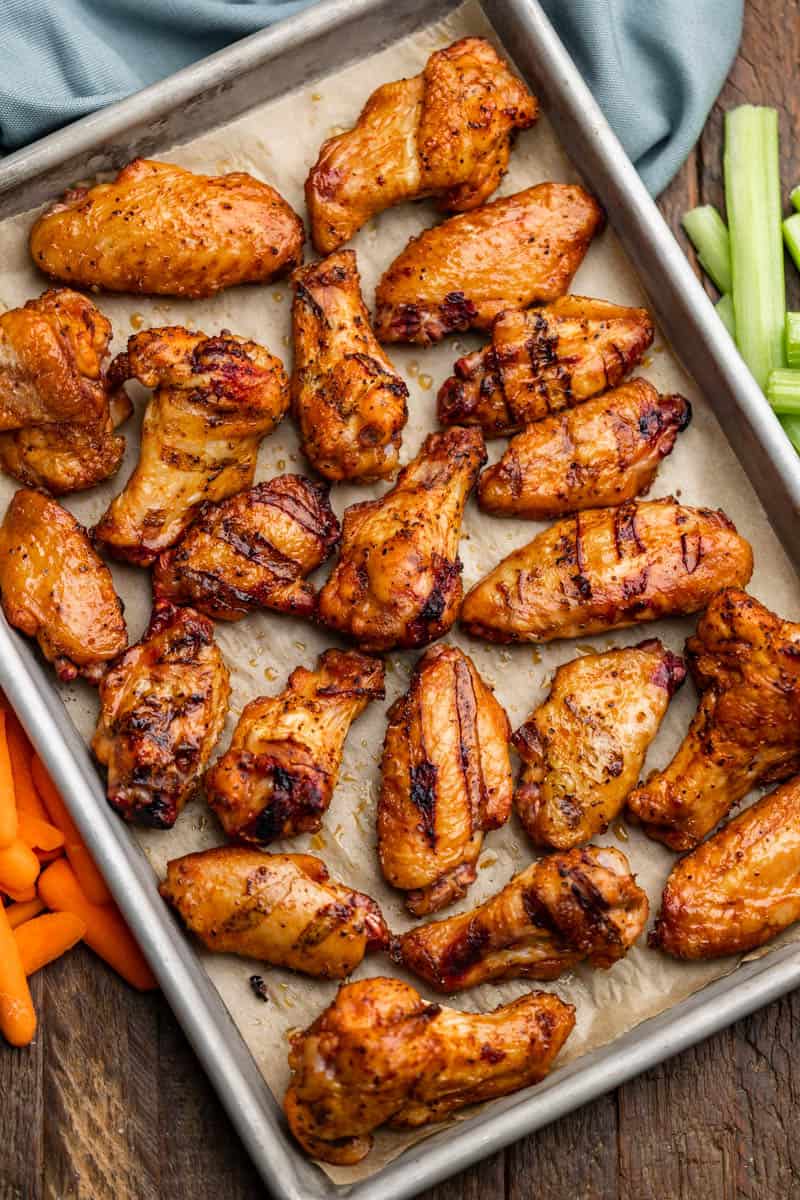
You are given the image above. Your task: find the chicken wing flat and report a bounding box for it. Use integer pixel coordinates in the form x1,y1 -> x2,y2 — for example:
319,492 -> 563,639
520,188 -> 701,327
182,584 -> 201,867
291,250 -> 409,481
305,37 -> 538,254
374,184 -> 605,345
92,327 -> 289,565
205,649 -> 384,844
438,296 -> 655,436
628,589 -> 800,851
460,498 -> 753,644
92,600 -> 230,828
513,640 -> 685,850
160,847 -> 388,978
378,644 -> 512,916
478,382 -> 690,520
317,426 -> 485,651
393,846 -> 648,992
0,489 -> 127,684
284,977 -> 574,1164
153,475 -> 339,621
30,159 -> 304,298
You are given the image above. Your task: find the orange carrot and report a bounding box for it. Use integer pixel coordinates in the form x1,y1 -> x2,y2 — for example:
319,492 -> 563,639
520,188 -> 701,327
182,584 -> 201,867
0,839 -> 40,893
14,912 -> 86,976
5,898 -> 45,929
31,756 -> 111,906
1,702 -> 47,822
18,812 -> 64,854
0,901 -> 36,1045
0,711 -> 18,849
2,885 -> 36,903
38,860 -> 156,992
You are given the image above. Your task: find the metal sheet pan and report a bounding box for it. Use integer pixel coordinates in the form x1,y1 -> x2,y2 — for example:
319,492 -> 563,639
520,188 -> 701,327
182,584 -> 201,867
1,1 -> 799,1197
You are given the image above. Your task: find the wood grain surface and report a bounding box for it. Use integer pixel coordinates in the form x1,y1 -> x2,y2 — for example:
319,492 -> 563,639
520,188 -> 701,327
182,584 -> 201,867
2,3 -> 799,1198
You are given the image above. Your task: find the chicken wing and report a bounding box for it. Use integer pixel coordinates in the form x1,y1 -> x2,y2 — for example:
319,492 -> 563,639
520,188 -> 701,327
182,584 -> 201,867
152,474 -> 339,621
512,640 -> 685,849
291,250 -> 409,481
0,489 -> 127,684
30,159 -> 304,298
317,426 -> 485,651
159,847 -> 388,978
285,977 -> 574,1164
205,649 -> 384,844
438,296 -> 655,436
305,37 -> 538,254
478,382 -> 691,519
374,184 -> 604,345
460,498 -> 753,644
92,600 -> 230,828
628,589 -> 800,851
92,327 -> 289,565
378,644 -> 512,916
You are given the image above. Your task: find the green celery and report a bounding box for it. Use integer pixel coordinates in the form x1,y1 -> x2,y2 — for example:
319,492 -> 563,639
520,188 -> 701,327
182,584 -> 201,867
786,312 -> 800,367
766,368 -> 800,413
783,212 -> 800,274
780,414 -> 800,453
682,205 -> 732,293
791,184 -> 800,213
716,293 -> 736,339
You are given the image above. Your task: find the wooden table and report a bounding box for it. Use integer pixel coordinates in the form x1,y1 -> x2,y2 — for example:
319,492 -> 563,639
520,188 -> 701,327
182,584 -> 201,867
2,4 -> 799,1198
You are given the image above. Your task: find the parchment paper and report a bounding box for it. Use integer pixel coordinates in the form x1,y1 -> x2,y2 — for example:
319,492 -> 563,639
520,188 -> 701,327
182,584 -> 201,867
1,1 -> 799,1183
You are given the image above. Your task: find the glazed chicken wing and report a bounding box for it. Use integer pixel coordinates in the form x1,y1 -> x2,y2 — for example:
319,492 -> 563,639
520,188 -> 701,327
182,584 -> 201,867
92,326 -> 289,565
628,589 -> 800,850
284,977 -> 574,1164
439,296 -> 654,436
160,847 -> 388,978
374,184 -> 604,345
317,426 -> 485,651
478,382 -> 691,519
291,250 -> 408,481
378,644 -> 512,916
305,37 -> 537,254
92,600 -> 230,828
30,159 -> 304,298
205,649 -> 384,844
153,475 -> 339,621
460,498 -> 753,644
0,489 -> 127,684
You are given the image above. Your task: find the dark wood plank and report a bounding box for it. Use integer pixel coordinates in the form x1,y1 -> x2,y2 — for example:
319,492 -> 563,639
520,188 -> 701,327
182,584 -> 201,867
0,970 -> 44,1200
506,1094 -> 619,1200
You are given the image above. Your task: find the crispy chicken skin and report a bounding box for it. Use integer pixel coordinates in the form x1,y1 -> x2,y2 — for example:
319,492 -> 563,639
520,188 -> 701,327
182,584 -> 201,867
205,649 -> 384,844
305,38 -> 538,254
628,589 -> 800,851
460,498 -> 754,644
30,159 -> 304,299
153,475 -> 339,621
92,326 -> 289,565
284,977 -> 574,1164
439,296 -> 655,436
512,640 -> 686,849
291,250 -> 409,481
378,644 -> 513,916
0,489 -> 127,684
393,846 -> 648,992
478,382 -> 690,519
317,426 -> 486,651
92,600 -> 230,829
159,847 -> 388,978
374,184 -> 605,345
651,775 -> 800,959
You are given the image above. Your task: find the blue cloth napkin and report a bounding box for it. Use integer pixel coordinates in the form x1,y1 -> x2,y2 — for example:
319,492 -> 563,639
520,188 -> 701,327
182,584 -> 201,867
0,0 -> 742,196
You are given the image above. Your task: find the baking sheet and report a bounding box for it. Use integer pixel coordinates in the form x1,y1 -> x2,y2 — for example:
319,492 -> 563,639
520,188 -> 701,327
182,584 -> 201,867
1,0 -> 799,1184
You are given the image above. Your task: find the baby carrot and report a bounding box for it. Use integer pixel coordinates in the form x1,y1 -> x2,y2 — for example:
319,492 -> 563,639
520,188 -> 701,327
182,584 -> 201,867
0,700 -> 48,822
0,839 -> 40,894
31,756 -> 111,906
18,813 -> 64,854
5,897 -> 45,929
0,901 -> 36,1046
14,912 -> 86,976
2,885 -> 36,903
0,710 -> 18,849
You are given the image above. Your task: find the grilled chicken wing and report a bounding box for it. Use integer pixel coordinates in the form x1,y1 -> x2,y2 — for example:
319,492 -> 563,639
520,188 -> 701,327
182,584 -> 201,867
92,327 -> 289,565
305,37 -> 537,254
512,640 -> 685,849
92,600 -> 230,828
460,498 -> 753,644
284,977 -> 574,1164
378,644 -> 512,916
30,159 -> 304,298
374,184 -> 604,345
0,489 -> 127,684
205,649 -> 384,844
438,297 -> 654,436
153,475 -> 339,621
478,382 -> 690,519
317,426 -> 485,651
628,589 -> 800,851
160,847 -> 388,978
291,250 -> 409,481
394,846 -> 648,991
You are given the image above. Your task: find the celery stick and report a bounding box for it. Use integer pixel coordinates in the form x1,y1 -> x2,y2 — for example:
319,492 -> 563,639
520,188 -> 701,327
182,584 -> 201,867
716,293 -> 736,339
780,414 -> 800,453
792,184 -> 800,213
783,212 -> 800,274
766,368 -> 800,413
682,205 -> 732,293
786,312 -> 800,367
